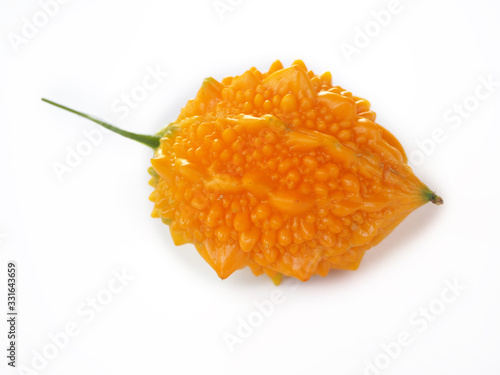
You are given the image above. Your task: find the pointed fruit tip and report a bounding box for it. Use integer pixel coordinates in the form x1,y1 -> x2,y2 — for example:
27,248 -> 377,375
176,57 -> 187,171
431,194 -> 444,205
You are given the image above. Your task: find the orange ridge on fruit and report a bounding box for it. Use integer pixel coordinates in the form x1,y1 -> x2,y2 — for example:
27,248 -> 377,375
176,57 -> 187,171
43,60 -> 442,284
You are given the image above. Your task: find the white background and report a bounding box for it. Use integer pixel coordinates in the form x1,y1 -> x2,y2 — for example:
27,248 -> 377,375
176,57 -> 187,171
1,0 -> 500,374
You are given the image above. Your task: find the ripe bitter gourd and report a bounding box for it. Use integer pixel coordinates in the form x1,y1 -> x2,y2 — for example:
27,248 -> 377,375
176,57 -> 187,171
43,60 -> 442,284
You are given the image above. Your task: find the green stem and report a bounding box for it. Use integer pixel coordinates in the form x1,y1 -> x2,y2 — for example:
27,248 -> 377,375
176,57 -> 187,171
42,98 -> 161,149
422,188 -> 444,205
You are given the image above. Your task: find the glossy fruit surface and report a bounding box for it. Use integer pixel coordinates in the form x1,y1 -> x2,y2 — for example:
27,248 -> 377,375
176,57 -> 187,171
146,60 -> 442,283
43,60 -> 442,284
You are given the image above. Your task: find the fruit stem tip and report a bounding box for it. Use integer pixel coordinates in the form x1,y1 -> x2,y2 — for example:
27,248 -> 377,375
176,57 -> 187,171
430,193 -> 443,205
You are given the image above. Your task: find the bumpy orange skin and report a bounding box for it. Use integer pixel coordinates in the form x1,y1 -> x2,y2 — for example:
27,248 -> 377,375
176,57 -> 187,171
148,60 -> 436,283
